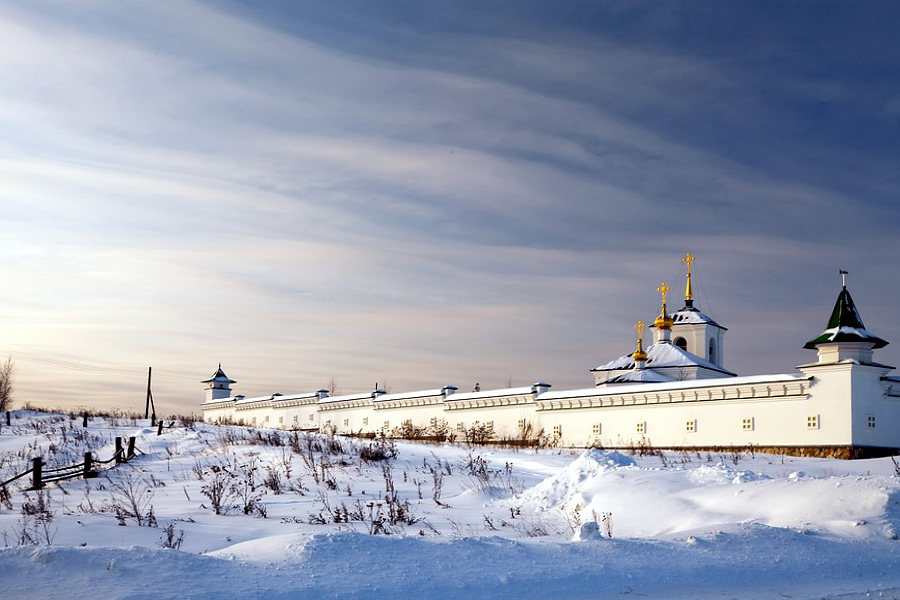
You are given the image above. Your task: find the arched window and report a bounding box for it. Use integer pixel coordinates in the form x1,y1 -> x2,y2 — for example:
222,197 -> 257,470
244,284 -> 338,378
674,337 -> 687,351
708,338 -> 717,365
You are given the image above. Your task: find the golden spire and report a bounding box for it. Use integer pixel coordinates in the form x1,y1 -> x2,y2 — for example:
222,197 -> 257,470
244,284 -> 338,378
683,252 -> 695,303
654,281 -> 674,329
633,320 -> 647,363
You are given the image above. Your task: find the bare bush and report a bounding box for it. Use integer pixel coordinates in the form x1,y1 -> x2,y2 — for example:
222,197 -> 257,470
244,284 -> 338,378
158,521 -> 185,550
200,466 -> 236,515
109,473 -> 157,527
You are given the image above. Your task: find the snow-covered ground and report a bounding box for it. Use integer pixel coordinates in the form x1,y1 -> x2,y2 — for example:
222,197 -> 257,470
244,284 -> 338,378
1,410 -> 900,599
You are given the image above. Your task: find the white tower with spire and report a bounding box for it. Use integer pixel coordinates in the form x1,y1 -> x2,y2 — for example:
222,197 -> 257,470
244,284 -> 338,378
202,364 -> 236,403
670,253 -> 727,369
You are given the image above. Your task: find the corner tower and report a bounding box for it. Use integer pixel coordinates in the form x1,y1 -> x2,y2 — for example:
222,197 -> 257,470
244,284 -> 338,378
202,364 -> 236,403
803,272 -> 888,364
670,253 -> 728,369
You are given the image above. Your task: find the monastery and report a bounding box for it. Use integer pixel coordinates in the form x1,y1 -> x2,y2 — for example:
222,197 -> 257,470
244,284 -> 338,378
201,256 -> 900,458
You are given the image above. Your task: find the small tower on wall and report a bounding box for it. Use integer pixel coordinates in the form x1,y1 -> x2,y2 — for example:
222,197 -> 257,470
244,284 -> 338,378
803,272 -> 888,364
670,253 -> 728,368
202,364 -> 236,403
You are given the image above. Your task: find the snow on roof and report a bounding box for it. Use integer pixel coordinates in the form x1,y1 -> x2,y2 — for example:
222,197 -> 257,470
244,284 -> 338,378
272,392 -> 321,402
376,387 -> 455,402
805,286 -> 888,349
318,391 -> 380,405
447,386 -> 536,402
539,373 -> 806,401
593,341 -> 730,373
671,308 -> 723,328
201,365 -> 236,384
604,369 -> 674,384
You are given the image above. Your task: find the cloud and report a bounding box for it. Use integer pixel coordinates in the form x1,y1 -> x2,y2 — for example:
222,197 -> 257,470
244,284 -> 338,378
0,1 -> 897,413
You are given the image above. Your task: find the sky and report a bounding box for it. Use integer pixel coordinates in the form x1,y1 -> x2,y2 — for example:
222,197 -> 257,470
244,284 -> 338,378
0,0 -> 899,416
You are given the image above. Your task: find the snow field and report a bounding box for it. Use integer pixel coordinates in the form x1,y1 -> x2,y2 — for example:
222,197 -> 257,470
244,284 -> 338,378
1,411 -> 900,598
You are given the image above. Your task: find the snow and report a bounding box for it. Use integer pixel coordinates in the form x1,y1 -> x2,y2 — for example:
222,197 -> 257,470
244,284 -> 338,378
592,340 -> 726,372
446,386 -> 536,402
671,308 -> 721,327
3,411 -> 900,599
540,372 -> 804,401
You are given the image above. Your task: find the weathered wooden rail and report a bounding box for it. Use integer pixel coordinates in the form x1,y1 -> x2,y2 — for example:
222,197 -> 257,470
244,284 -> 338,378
0,435 -> 138,490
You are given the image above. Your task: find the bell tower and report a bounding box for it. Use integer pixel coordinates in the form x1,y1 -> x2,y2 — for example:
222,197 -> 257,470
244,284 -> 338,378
670,253 -> 727,368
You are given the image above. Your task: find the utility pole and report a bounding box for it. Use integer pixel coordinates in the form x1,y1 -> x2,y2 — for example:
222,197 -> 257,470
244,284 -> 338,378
145,367 -> 157,425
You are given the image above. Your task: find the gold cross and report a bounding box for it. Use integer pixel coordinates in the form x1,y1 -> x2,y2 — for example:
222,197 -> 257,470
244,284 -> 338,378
683,253 -> 695,274
657,282 -> 670,304
635,320 -> 645,338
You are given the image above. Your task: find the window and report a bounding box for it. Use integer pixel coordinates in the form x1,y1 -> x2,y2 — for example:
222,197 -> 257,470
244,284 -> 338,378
278,416 -> 283,425
264,415 -> 269,423
636,422 -> 646,434
517,419 -> 526,430
708,338 -> 717,365
362,417 -> 368,426
383,421 -> 390,430
674,337 -> 687,351
807,415 -> 819,430
592,423 -> 601,435
457,422 -> 464,432
867,415 -> 877,429
486,421 -> 495,433
430,417 -> 438,428
552,425 -> 561,437
293,415 -> 298,423
685,420 -> 696,433
742,418 -> 754,431
343,418 -> 349,427
252,417 -> 257,425
309,413 -> 314,421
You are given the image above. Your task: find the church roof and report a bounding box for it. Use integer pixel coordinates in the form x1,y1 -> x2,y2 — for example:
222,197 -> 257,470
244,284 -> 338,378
804,286 -> 888,350
592,341 -> 735,375
604,368 -> 674,384
201,364 -> 236,384
671,306 -> 725,329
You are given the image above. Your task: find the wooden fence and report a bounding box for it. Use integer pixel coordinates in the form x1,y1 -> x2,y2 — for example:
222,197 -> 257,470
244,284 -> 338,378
0,436 -> 137,490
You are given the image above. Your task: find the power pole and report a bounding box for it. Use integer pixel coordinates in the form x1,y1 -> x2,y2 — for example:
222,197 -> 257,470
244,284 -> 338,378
145,367 -> 157,425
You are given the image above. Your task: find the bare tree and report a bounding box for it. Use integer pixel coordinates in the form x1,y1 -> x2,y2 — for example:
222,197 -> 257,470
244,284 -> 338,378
0,357 -> 14,412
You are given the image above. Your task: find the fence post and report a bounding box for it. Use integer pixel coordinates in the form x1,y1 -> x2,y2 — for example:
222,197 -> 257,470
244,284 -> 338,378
157,421 -> 164,436
82,412 -> 88,428
31,457 -> 43,489
126,437 -> 135,461
83,452 -> 95,478
114,437 -> 123,464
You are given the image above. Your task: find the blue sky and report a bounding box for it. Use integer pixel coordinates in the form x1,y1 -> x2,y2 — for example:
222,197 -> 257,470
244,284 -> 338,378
1,1 -> 898,414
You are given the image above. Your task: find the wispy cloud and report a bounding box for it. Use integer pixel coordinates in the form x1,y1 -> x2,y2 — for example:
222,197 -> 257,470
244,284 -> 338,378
0,0 -> 897,413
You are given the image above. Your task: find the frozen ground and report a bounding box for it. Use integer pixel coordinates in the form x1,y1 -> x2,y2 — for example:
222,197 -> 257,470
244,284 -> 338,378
2,410 -> 900,599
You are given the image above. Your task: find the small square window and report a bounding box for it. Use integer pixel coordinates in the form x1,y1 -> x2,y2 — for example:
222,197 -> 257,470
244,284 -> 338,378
362,417 -> 368,425
742,418 -> 754,431
866,415 -> 876,429
430,417 -> 438,427
552,425 -> 562,437
685,420 -> 696,433
517,419 -> 526,430
636,422 -> 646,434
264,415 -> 269,423
293,415 -> 298,423
592,423 -> 601,435
343,418 -> 349,427
807,415 -> 819,430
309,413 -> 314,421
383,421 -> 390,430
278,416 -> 284,424
457,422 -> 464,432
486,421 -> 494,433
